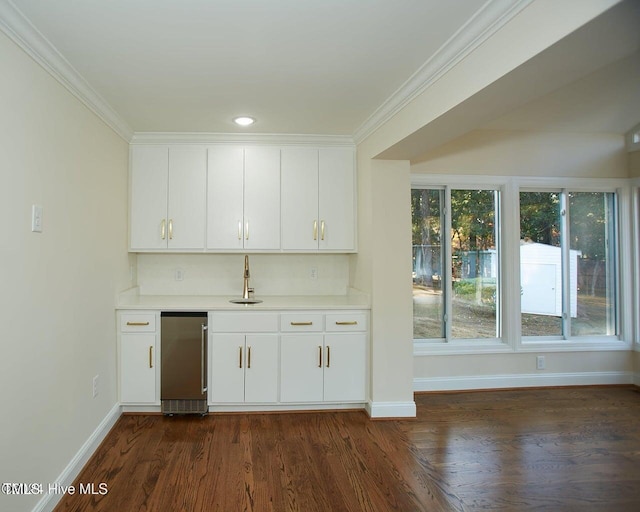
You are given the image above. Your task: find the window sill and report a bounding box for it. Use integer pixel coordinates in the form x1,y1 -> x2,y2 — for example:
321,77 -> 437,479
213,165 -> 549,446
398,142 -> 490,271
414,336 -> 632,356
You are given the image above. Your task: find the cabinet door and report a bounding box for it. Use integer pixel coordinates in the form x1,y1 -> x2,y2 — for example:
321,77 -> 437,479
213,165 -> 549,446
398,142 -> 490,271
244,147 -> 281,250
167,147 -> 207,250
130,146 -> 169,250
323,333 -> 366,402
210,334 -> 245,403
280,334 -> 324,402
244,334 -> 279,403
281,148 -> 319,250
207,146 -> 244,250
319,148 -> 356,251
120,333 -> 157,403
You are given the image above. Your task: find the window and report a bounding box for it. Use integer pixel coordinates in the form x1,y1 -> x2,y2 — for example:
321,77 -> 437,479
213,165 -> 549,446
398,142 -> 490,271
412,189 -> 444,339
519,190 -> 617,338
412,187 -> 501,341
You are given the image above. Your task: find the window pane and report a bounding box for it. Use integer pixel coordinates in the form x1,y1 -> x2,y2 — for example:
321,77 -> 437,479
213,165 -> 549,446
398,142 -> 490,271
569,192 -> 616,336
519,192 -> 563,337
412,189 -> 444,339
451,190 -> 499,339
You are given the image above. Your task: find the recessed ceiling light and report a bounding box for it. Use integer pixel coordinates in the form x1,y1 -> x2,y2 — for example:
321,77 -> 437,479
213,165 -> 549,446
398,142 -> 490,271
233,116 -> 256,127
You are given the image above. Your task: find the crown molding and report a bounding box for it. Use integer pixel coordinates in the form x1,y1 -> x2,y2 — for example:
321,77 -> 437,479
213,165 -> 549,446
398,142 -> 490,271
0,0 -> 133,142
130,132 -> 355,147
353,0 -> 534,145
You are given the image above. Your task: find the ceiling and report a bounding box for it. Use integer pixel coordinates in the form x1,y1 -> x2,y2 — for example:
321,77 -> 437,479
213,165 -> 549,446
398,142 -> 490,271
8,0 -> 488,135
4,0 -> 640,146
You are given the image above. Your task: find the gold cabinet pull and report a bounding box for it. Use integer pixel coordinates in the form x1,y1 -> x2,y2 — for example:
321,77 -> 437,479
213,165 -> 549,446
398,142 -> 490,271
126,321 -> 150,326
247,346 -> 251,369
239,346 -> 243,368
321,220 -> 325,241
290,321 -> 313,326
313,220 -> 318,241
318,346 -> 322,368
168,219 -> 173,240
238,220 -> 242,240
161,219 -> 166,240
326,346 -> 330,368
149,346 -> 153,368
336,321 -> 358,326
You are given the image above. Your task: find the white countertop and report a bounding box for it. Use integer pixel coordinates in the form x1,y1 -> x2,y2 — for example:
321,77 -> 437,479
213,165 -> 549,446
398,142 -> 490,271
116,291 -> 370,311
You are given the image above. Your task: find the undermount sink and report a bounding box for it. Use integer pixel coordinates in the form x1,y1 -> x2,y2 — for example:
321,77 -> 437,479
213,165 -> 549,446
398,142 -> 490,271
229,298 -> 263,304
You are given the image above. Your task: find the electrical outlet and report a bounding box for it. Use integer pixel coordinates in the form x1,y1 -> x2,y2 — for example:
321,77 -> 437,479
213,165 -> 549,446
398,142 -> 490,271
310,267 -> 318,280
175,268 -> 184,281
536,356 -> 545,370
92,375 -> 99,398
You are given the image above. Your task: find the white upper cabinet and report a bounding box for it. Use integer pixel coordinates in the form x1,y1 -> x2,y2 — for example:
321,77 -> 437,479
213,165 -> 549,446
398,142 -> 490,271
281,148 -> 319,251
281,147 -> 356,251
130,146 -> 207,251
319,147 -> 356,251
130,146 -> 169,250
130,142 -> 354,253
207,146 -> 280,251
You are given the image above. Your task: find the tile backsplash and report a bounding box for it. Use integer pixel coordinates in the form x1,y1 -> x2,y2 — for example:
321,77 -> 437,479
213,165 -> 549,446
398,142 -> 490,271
136,253 -> 350,296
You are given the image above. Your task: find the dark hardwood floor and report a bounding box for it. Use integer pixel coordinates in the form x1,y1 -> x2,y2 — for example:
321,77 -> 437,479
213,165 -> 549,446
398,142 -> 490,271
55,387 -> 640,511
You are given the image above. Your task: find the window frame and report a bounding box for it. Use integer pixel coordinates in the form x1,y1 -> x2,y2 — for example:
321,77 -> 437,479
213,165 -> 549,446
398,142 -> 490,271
518,188 -> 619,342
412,175 -> 510,355
412,174 -> 633,356
633,180 -> 640,349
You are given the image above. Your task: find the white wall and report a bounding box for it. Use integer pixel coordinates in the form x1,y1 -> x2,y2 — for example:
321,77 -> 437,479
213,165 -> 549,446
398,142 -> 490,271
412,129 -> 628,177
351,153 -> 415,416
630,151 -> 640,178
136,253 -> 350,296
0,32 -> 130,512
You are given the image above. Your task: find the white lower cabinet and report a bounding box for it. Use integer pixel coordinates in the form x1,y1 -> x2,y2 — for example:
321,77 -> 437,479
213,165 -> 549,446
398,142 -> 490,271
209,312 -> 279,404
118,312 -> 159,404
323,333 -> 367,402
210,334 -> 279,403
280,335 -> 324,402
280,311 -> 367,403
118,309 -> 367,411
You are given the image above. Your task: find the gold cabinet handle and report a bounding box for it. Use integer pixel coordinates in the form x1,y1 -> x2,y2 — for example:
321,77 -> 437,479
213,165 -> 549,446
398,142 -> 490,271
126,321 -> 150,326
321,220 -> 325,241
238,220 -> 242,240
313,220 -> 318,241
247,346 -> 251,369
326,346 -> 330,368
318,345 -> 322,368
149,346 -> 153,368
245,220 -> 249,240
290,321 -> 313,326
239,346 -> 243,368
168,219 -> 173,240
161,219 -> 166,240
335,321 -> 358,326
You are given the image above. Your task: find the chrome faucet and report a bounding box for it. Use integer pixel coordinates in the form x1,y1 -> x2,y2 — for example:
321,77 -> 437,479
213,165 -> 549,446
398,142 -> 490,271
242,255 -> 254,299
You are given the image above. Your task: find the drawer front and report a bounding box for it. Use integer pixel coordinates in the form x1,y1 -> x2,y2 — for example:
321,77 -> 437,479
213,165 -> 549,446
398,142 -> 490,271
325,312 -> 367,332
280,313 -> 324,332
120,312 -> 157,332
211,312 -> 279,332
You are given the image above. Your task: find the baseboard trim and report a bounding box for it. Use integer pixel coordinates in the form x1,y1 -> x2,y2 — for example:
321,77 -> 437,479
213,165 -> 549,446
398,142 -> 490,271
414,371 -> 635,392
366,400 -> 417,419
33,403 -> 122,512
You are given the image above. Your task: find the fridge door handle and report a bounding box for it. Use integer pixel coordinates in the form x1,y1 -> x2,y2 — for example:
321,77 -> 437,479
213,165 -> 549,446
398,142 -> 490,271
201,324 -> 208,394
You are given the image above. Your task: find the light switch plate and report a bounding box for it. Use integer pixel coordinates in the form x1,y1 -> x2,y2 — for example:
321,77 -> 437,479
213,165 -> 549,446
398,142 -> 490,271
31,204 -> 43,233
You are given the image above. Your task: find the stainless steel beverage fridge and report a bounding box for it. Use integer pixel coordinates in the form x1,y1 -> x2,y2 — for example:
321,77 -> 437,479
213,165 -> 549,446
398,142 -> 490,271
160,312 -> 208,415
